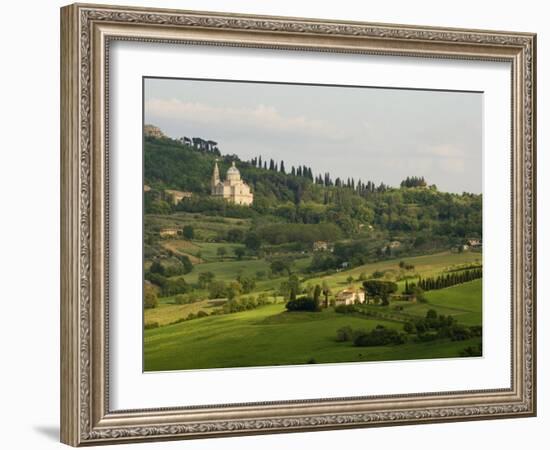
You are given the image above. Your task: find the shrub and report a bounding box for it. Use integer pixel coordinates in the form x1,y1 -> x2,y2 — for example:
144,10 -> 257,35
353,325 -> 406,347
237,275 -> 256,294
449,324 -> 472,341
198,271 -> 215,288
222,297 -> 247,313
145,272 -> 167,287
234,247 -> 246,260
286,296 -> 320,312
144,321 -> 159,330
426,309 -> 438,320
176,255 -> 193,274
196,310 -> 208,318
257,293 -> 270,305
469,325 -> 483,337
144,283 -> 159,309
208,280 -> 227,299
149,261 -> 165,275
270,258 -> 293,275
459,343 -> 482,357
174,294 -> 187,305
334,304 -> 357,314
336,326 -> 353,342
182,225 -> 194,239
226,228 -> 244,242
174,292 -> 199,304
161,277 -> 189,297
416,332 -> 439,342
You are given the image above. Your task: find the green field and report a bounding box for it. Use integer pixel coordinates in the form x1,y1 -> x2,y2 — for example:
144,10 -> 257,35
144,298 -> 223,327
146,213 -> 250,242
144,253 -> 482,371
144,213 -> 483,372
424,279 -> 482,326
145,251 -> 481,324
144,302 -> 481,371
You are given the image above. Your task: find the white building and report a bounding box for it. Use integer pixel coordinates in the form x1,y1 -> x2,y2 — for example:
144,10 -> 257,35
164,189 -> 192,205
335,288 -> 366,306
211,160 -> 254,206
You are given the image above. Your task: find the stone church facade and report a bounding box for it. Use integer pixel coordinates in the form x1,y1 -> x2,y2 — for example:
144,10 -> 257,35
211,160 -> 254,206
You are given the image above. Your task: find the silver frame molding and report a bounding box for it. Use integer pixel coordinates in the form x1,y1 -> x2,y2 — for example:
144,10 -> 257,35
60,3 -> 536,446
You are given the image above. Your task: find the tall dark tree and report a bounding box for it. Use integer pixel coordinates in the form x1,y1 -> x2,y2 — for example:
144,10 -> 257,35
363,280 -> 398,306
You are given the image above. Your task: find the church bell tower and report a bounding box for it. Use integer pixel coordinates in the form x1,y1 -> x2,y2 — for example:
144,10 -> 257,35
211,159 -> 220,193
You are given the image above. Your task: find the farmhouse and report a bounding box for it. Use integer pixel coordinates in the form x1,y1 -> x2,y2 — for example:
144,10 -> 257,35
335,288 -> 365,306
313,240 -> 333,252
211,160 -> 254,206
382,240 -> 402,254
159,228 -> 179,238
467,238 -> 482,248
164,189 -> 192,205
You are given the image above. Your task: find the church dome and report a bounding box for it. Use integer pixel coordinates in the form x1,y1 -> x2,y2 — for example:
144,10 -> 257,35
226,161 -> 241,182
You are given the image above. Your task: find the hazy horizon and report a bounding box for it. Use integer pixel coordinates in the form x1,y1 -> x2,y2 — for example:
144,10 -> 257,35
144,77 -> 482,194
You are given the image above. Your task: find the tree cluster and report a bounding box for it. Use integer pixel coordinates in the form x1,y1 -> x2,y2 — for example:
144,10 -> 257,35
144,136 -> 482,253
285,297 -> 321,312
336,325 -> 406,346
362,280 -> 398,306
400,176 -> 427,188
403,309 -> 482,342
257,223 -> 342,246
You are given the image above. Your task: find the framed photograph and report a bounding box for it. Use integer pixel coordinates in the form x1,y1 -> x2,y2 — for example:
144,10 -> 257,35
60,3 -> 536,446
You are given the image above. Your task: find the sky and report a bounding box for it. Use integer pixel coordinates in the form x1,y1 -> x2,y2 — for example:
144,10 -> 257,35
144,77 -> 482,194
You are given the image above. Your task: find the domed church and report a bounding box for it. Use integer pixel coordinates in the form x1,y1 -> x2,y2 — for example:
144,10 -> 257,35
210,160 -> 254,206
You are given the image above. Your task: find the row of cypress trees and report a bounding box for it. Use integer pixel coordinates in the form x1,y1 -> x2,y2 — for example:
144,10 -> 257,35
412,268 -> 482,292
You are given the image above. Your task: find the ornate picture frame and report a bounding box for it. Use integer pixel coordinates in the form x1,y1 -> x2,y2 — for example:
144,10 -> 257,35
60,3 -> 536,446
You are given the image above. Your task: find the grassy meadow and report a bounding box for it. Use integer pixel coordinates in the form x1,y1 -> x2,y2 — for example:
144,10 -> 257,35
144,216 -> 482,371
144,300 -> 481,371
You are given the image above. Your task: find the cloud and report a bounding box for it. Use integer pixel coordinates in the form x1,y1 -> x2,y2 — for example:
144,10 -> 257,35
145,98 -> 348,141
419,144 -> 465,158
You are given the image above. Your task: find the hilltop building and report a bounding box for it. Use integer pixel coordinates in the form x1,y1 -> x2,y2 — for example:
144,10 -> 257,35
211,160 -> 253,206
144,124 -> 165,138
